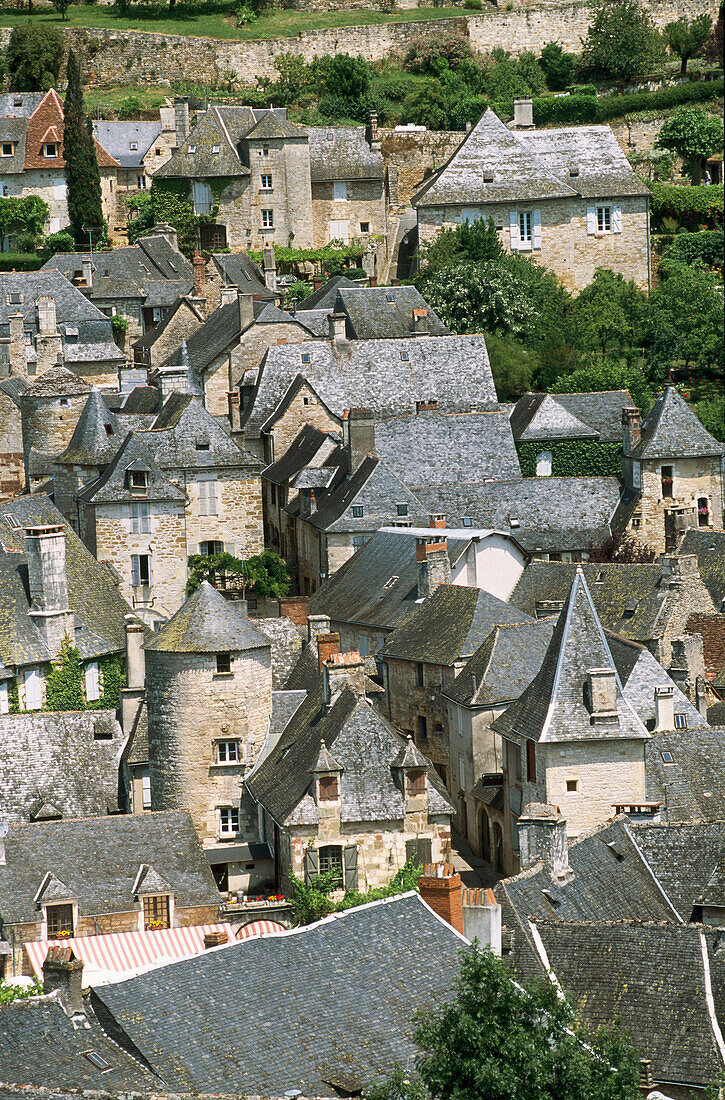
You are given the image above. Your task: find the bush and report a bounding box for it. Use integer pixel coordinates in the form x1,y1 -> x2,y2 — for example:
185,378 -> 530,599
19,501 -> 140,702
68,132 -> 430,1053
118,94 -> 145,120
0,253 -> 43,271
323,53 -> 370,99
7,24 -> 64,92
373,77 -> 410,102
402,85 -> 450,129
405,27 -> 473,73
649,183 -> 724,231
662,229 -> 724,272
41,230 -> 76,258
483,47 -> 545,100
464,0 -> 482,9
596,77 -> 724,120
540,41 -> 575,91
533,94 -> 598,125
580,0 -> 665,80
448,94 -> 489,130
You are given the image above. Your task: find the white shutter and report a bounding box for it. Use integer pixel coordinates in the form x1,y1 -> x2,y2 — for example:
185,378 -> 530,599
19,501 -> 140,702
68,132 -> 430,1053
199,477 -> 218,517
141,772 -> 152,809
509,210 -> 519,251
333,181 -> 347,202
612,205 -> 622,234
586,206 -> 596,235
24,668 -> 41,711
0,681 -> 8,714
532,209 -> 542,250
85,661 -> 100,702
131,555 -> 141,587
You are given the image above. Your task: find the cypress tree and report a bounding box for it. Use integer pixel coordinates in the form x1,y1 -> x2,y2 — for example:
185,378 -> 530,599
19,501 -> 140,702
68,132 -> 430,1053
63,51 -> 104,246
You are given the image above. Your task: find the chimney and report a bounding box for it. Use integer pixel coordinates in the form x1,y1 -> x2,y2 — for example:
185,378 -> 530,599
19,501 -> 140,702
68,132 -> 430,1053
622,407 -> 642,455
462,887 -> 501,955
263,247 -> 277,293
81,259 -> 93,289
418,863 -> 463,934
317,631 -> 340,672
412,308 -> 428,335
323,650 -> 366,704
239,292 -> 254,331
308,613 -> 331,646
669,634 -> 706,705
639,1060 -> 654,1094
174,97 -> 190,146
654,685 -> 675,732
121,614 -> 146,736
585,667 -> 619,727
228,391 -> 242,433
367,109 -> 380,149
35,297 -> 62,375
313,276 -> 322,293
368,275 -> 378,287
37,296 -> 57,335
517,803 -> 569,877
0,818 -> 7,866
416,535 -> 450,598
42,946 -> 84,1018
160,105 -> 176,136
429,513 -> 445,529
220,284 -> 239,307
24,525 -> 75,659
204,929 -> 229,949
512,98 -> 534,129
192,251 -> 206,298
8,312 -> 26,374
328,312 -> 347,344
344,408 -> 375,469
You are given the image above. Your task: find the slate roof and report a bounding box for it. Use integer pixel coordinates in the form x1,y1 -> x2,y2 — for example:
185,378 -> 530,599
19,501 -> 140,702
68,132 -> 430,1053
630,384 -> 724,460
245,333 -> 498,441
493,568 -> 650,745
530,920 -> 724,1087
211,251 -> 275,298
145,581 -> 270,654
606,631 -> 708,732
372,409 -> 520,486
137,393 -> 262,472
0,810 -> 220,926
335,285 -> 448,340
42,235 -> 193,307
381,584 -> 533,666
415,477 -> 622,555
0,495 -> 130,668
77,431 -> 187,506
263,424 -> 341,486
645,727 -> 725,821
0,710 -> 126,825
307,125 -> 383,182
0,993 -> 157,1090
301,456 -> 427,535
301,275 -> 360,310
20,363 -> 91,399
55,390 -> 123,467
91,893 -> 464,1094
677,528 -> 725,611
0,272 -> 122,363
255,615 -> 303,689
156,106 -> 305,180
414,108 -> 648,208
93,120 -> 162,167
631,820 -> 725,923
444,618 -> 556,707
510,390 -> 632,443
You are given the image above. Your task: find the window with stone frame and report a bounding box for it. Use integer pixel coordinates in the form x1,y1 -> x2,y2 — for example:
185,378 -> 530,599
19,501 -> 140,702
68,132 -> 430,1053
142,894 -> 170,930
596,205 -> 612,233
219,806 -> 240,835
698,497 -> 710,527
526,739 -> 537,783
318,775 -> 339,801
406,768 -> 426,796
46,903 -> 74,936
318,844 -> 343,882
131,501 -> 150,534
261,209 -> 274,229
217,738 -> 239,763
518,210 -> 532,245
661,466 -> 674,498
216,652 -> 232,674
405,837 -> 432,865
129,469 -> 148,496
416,663 -> 424,687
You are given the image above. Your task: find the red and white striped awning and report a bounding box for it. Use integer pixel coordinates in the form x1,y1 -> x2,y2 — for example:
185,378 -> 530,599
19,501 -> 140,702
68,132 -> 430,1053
25,923 -> 234,983
236,919 -> 285,939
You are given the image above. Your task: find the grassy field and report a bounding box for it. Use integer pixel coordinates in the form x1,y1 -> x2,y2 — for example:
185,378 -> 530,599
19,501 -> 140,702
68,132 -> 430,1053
0,2 -> 467,40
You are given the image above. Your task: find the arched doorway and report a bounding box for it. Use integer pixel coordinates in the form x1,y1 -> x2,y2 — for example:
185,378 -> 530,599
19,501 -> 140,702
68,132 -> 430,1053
480,809 -> 491,864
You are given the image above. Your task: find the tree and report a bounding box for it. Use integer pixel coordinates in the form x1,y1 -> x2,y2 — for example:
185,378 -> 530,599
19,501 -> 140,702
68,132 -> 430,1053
664,14 -> 712,73
586,530 -> 656,563
6,24 -> 64,92
186,549 -> 290,597
377,943 -> 642,1100
418,217 -> 503,275
484,332 -> 538,402
570,269 -> 648,357
52,0 -> 71,20
647,264 -> 725,381
551,360 -> 652,413
655,106 -> 724,184
402,85 -> 450,130
63,51 -> 104,247
539,42 -> 575,91
694,396 -> 725,441
581,0 -> 665,80
324,53 -> 370,100
418,261 -> 535,337
290,860 -> 423,927
127,185 -> 199,259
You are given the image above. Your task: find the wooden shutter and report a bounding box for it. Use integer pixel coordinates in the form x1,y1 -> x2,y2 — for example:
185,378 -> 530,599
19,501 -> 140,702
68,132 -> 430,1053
405,838 -> 432,865
612,205 -> 622,234
586,206 -> 596,235
532,209 -> 542,250
131,554 -> 141,587
304,847 -> 319,885
526,739 -> 537,783
343,845 -> 358,891
509,210 -> 519,251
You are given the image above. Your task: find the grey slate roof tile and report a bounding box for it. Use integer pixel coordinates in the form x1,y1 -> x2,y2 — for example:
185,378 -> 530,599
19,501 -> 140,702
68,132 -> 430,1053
631,384 -> 724,460
677,528 -> 725,610
93,120 -> 162,168
77,431 -> 187,506
335,285 -> 448,339
301,275 -> 359,310
55,390 -> 122,467
445,618 -> 556,707
631,820 -> 725,922
645,727 -> 725,821
145,581 -> 271,654
307,125 -> 383,182
138,393 -> 262,471
211,251 -> 275,297
42,236 -> 193,308
304,456 -> 427,534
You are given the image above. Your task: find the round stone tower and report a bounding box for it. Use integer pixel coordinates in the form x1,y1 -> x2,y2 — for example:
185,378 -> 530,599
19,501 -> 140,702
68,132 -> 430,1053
19,364 -> 91,489
144,581 -> 273,849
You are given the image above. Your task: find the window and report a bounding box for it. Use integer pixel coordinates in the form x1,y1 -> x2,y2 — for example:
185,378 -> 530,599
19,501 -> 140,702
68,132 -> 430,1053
46,904 -> 74,936
596,205 -> 611,233
261,209 -> 274,229
137,175 -> 145,189
85,662 -> 100,702
360,222 -> 370,233
0,681 -> 8,715
104,423 -> 114,437
43,143 -> 58,158
198,477 -> 218,516
406,837 -> 432,865
358,633 -> 369,656
142,894 -> 170,930
301,352 -> 310,364
396,503 -> 408,517
217,739 -> 239,763
262,145 -> 269,156
261,173 -> 273,189
400,350 -> 409,362
219,807 -> 240,835
526,739 -> 536,783
187,144 -> 197,154
131,554 -> 151,588
318,775 -> 339,801
1,143 -> 14,157
200,540 -> 223,556
333,181 -> 347,202
195,441 -> 210,451
129,141 -> 138,151
129,469 -> 148,495
416,663 -> 424,687
519,211 -> 532,245
83,1051 -> 111,1072
351,505 -> 364,518
661,465 -> 673,498
3,513 -> 20,529
327,133 -> 334,142
24,667 -> 42,711
698,497 -> 710,527
141,771 -> 152,809
212,144 -> 221,154
566,779 -> 578,792
131,501 -> 150,534
661,750 -> 674,764
536,450 -> 552,477
352,534 -> 367,552
462,517 -> 472,527
216,652 -> 232,674
416,715 -> 428,743
406,768 -> 426,796
318,844 -> 343,883
674,713 -> 688,729
458,755 -> 466,788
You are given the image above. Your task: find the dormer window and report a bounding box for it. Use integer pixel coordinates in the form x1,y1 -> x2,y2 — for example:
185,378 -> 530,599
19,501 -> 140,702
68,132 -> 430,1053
142,894 -> 170,930
396,503 -> 408,517
187,145 -> 197,154
569,165 -> 579,177
352,505 -> 363,517
8,292 -> 21,305
195,440 -> 210,450
43,143 -> 58,158
318,775 -> 339,801
1,143 -> 14,158
130,141 -> 138,151
129,469 -> 148,495
46,903 -> 74,936
406,769 -> 426,796
212,145 -> 221,154
105,423 -> 114,437
483,173 -> 494,183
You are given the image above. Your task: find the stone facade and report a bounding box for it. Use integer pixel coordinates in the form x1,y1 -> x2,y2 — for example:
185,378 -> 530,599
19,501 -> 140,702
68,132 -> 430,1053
310,178 -> 385,247
381,129 -> 462,216
206,318 -> 311,420
417,194 -> 650,293
626,456 -> 725,555
261,378 -> 340,465
445,696 -> 506,858
383,657 -> 457,780
20,391 -> 89,490
182,466 -> 264,560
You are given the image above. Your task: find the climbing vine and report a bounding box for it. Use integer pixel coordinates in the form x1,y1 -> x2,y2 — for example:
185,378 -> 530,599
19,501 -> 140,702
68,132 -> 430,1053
43,638 -> 126,712
96,653 -> 126,710
516,440 -> 622,479
0,195 -> 49,244
7,678 -> 19,715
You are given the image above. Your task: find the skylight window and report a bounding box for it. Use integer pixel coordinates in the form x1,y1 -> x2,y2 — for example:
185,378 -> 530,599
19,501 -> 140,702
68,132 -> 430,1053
187,144 -> 197,154
661,750 -> 674,763
400,350 -> 409,362
385,293 -> 394,303
674,713 -> 688,729
3,513 -> 20,529
301,352 -> 310,364
462,517 -> 472,527
212,145 -> 221,154
129,142 -> 138,151
327,133 -> 334,141
509,517 -> 520,528
82,1052 -> 111,1072
383,575 -> 399,589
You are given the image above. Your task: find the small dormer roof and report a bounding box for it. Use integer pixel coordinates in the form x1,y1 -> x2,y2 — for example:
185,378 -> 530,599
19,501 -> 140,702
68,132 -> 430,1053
132,863 -> 174,897
390,734 -> 428,770
312,739 -> 342,774
144,581 -> 270,654
34,870 -> 75,905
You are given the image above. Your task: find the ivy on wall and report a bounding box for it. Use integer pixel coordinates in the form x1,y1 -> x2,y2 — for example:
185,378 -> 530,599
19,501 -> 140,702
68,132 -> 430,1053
517,440 -> 622,479
43,639 -> 126,713
8,678 -> 19,715
97,654 -> 126,710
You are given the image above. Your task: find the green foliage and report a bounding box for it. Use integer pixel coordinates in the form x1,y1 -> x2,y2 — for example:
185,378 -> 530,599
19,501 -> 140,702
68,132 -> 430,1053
248,243 -> 364,268
484,331 -> 538,402
660,229 -> 723,276
45,637 -> 86,712
7,678 -> 19,714
186,549 -> 290,597
127,183 -> 199,258
647,263 -> 725,379
52,0 -> 71,20
585,530 -> 656,563
664,14 -> 712,73
694,396 -> 725,441
408,943 -> 641,1100
533,94 -> 598,126
235,2 -> 257,24
7,23 -> 64,91
97,653 -> 126,709
118,93 -> 147,119
550,359 -> 652,412
595,77 -> 724,121
649,182 -> 724,231
539,41 -> 575,92
581,0 -> 665,80
0,195 -> 48,246
405,26 -> 473,73
41,230 -> 76,259
366,1066 -> 430,1100
402,84 -> 450,129
0,980 -> 43,1004
284,280 -> 315,305
418,260 -> 535,337
111,314 -> 128,337
64,50 -> 105,246
483,47 -> 545,102
0,253 -> 43,271
656,106 -> 724,183
570,269 -> 648,355
290,859 -> 423,926
517,439 -> 622,478
419,216 -> 503,274
324,52 -> 371,99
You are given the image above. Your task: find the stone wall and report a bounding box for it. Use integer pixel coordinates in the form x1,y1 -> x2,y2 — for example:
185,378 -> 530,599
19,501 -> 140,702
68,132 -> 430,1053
540,738 -> 646,837
383,656 -> 455,777
382,129 -> 462,216
311,178 -> 386,249
21,391 -> 89,489
632,456 -> 724,557
7,0 -> 714,89
181,466 -> 264,562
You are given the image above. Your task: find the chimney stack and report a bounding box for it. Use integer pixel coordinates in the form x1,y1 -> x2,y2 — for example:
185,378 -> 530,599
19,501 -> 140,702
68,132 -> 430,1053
204,929 -> 229,949
263,247 -> 277,293
585,667 -> 619,727
35,297 -> 62,374
412,308 -> 428,335
517,803 -> 569,877
419,863 -> 463,935
313,276 -> 322,293
0,818 -> 7,866
239,293 -> 254,332
37,297 -> 57,336
668,634 -> 706,705
24,525 -> 75,659
367,109 -> 380,149
622,407 -> 642,455
368,275 -> 378,287
81,259 -> 93,289
654,685 -> 675,732
512,98 -> 534,129
174,97 -> 190,146
328,312 -> 347,345
121,614 -> 146,736
220,284 -> 239,307
308,613 -> 332,647
228,390 -> 242,434
462,887 -> 501,955
343,408 -> 375,469
323,650 -> 366,705
416,535 -> 450,598
9,312 -> 27,374
317,631 -> 340,673
42,946 -> 84,1018
192,252 -> 206,298
429,513 -> 446,530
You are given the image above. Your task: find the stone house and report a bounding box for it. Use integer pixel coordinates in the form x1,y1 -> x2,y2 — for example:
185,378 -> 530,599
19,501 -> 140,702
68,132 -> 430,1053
18,365 -> 92,489
92,114 -> 177,241
621,384 -> 724,554
294,282 -> 448,340
246,648 -> 453,893
0,90 -> 119,239
414,105 -> 650,293
493,568 -> 652,856
0,810 -> 220,976
509,389 -> 633,478
307,125 -> 385,252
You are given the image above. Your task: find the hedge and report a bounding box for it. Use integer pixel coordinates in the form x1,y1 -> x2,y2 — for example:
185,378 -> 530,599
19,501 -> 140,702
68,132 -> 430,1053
533,95 -> 599,126
516,440 -> 622,478
527,78 -> 724,129
650,183 -> 724,231
248,244 -> 365,266
0,253 -> 43,271
662,229 -> 724,270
